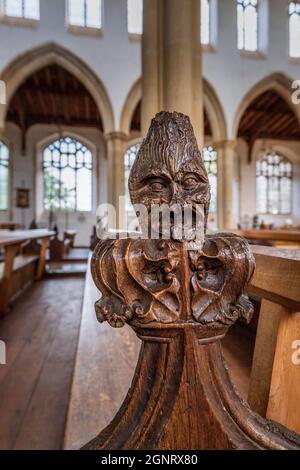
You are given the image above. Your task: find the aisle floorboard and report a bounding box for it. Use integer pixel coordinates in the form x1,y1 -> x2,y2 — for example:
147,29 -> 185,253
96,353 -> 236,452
0,277 -> 84,450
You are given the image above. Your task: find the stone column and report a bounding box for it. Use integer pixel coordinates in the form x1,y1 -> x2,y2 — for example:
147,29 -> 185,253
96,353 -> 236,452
105,132 -> 127,227
142,0 -> 203,147
215,140 -> 238,231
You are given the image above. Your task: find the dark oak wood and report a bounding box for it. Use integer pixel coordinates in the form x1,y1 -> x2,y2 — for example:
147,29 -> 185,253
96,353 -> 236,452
83,112 -> 300,450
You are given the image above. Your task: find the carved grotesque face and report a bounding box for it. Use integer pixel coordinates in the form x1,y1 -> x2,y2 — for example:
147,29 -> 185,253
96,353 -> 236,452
128,112 -> 211,240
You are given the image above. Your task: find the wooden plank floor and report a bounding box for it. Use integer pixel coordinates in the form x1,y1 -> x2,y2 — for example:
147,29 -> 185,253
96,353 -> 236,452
0,276 -> 84,450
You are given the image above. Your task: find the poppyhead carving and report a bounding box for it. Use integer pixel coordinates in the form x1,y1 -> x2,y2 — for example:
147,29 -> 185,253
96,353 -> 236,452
91,111 -> 255,334
128,112 -> 210,244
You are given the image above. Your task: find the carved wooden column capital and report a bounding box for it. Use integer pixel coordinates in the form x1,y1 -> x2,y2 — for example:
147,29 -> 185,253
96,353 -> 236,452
84,112 -> 300,450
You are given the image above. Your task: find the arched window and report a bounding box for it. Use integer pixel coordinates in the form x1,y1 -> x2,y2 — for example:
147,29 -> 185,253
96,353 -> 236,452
203,146 -> 217,213
127,0 -> 143,35
43,137 -> 92,212
237,0 -> 258,51
124,143 -> 140,211
0,141 -> 9,211
256,153 -> 292,215
67,0 -> 102,29
201,0 -> 210,45
2,0 -> 40,19
289,2 -> 300,58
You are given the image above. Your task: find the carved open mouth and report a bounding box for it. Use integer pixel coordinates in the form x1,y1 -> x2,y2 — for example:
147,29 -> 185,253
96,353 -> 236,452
148,205 -> 204,242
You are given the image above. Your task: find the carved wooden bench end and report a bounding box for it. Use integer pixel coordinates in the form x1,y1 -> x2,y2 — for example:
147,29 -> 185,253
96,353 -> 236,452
83,112 -> 300,450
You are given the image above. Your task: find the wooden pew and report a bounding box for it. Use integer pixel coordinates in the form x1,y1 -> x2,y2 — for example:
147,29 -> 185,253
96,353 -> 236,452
235,229 -> 300,248
0,230 -> 54,316
64,230 -> 77,249
0,223 -> 21,230
248,245 -> 300,435
49,229 -> 77,261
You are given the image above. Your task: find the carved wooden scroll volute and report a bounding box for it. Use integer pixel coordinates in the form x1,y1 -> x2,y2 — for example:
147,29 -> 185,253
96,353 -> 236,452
84,112 -> 300,450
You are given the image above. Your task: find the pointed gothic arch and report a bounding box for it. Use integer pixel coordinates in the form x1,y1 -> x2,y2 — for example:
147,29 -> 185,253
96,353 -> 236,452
233,72 -> 300,139
0,42 -> 115,134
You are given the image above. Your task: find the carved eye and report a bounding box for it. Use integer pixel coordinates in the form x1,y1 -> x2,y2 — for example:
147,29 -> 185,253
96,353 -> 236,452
150,180 -> 166,192
182,175 -> 199,189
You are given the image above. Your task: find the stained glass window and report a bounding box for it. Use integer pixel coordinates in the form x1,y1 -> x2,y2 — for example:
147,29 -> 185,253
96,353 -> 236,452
0,141 -> 9,211
43,137 -> 92,212
124,143 -> 140,211
201,0 -> 210,45
3,0 -> 40,20
203,146 -> 217,213
256,153 -> 292,215
127,0 -> 143,35
237,0 -> 258,51
289,2 -> 300,58
68,0 -> 102,29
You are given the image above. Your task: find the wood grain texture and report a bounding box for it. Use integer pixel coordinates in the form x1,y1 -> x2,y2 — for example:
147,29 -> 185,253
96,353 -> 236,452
267,311 -> 300,435
84,326 -> 300,450
248,246 -> 300,311
248,300 -> 285,417
247,246 -> 300,426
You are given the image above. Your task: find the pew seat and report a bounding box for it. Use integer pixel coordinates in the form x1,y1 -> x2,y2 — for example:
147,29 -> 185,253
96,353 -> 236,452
49,230 -> 78,262
0,254 -> 39,302
235,229 -> 300,249
0,229 -> 54,315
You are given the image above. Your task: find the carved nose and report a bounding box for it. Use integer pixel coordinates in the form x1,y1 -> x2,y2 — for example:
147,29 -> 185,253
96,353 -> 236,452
170,182 -> 181,204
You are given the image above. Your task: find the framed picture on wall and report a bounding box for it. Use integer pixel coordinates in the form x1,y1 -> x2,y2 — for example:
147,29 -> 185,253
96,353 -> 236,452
16,188 -> 30,209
